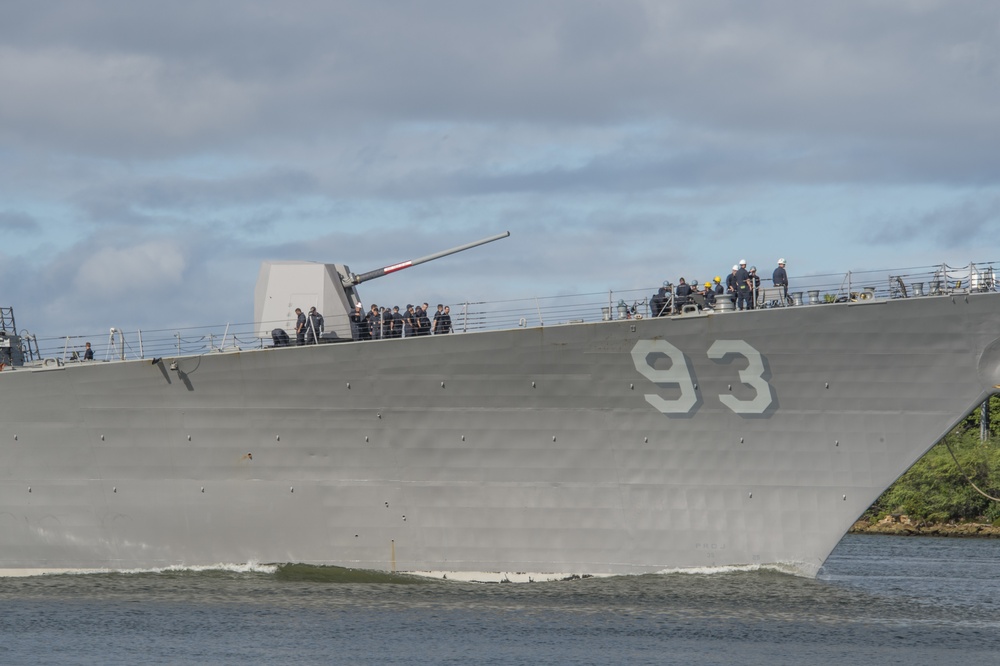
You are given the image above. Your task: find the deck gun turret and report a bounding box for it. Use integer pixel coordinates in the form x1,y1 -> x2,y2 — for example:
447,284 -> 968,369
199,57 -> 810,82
254,232 -> 510,341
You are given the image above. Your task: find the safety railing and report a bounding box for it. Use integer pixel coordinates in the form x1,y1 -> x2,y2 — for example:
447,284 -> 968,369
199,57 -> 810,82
23,261 -> 1000,364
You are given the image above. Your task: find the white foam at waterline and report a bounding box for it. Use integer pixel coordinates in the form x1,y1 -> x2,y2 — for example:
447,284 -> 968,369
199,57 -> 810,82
655,561 -> 813,577
2,560 -> 814,581
406,561 -> 814,583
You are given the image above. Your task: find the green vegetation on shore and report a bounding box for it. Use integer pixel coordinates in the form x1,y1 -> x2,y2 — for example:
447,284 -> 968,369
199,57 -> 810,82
863,397 -> 1000,526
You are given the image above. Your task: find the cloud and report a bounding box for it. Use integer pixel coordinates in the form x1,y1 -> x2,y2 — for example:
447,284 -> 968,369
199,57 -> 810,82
2,1 -> 1000,339
869,194 -> 1000,248
70,167 -> 321,227
12,231 -> 250,338
76,241 -> 187,297
0,45 -> 264,157
2,1 -> 999,164
0,210 -> 41,232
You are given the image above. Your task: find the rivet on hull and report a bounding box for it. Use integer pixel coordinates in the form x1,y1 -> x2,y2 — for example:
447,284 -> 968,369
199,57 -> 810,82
748,492 -> 753,498
201,487 -> 205,493
276,435 -> 280,441
113,487 -> 117,493
187,435 -> 192,441
441,381 -> 445,388
290,487 -> 294,493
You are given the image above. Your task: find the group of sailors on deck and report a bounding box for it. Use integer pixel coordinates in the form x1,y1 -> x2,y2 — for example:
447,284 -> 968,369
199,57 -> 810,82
651,258 -> 789,316
273,302 -> 454,346
348,302 -> 453,340
271,303 -> 453,347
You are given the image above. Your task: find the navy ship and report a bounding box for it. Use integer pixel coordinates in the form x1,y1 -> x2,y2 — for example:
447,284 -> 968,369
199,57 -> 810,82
2,237 -> 999,579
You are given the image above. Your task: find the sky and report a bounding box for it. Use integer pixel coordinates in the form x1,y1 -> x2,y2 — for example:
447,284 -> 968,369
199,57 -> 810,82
2,0 -> 999,340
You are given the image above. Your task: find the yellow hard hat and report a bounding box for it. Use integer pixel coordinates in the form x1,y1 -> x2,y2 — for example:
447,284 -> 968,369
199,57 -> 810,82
704,282 -> 712,288
714,276 -> 721,282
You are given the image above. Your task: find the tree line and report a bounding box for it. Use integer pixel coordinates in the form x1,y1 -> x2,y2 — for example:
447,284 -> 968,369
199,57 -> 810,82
865,396 -> 1000,525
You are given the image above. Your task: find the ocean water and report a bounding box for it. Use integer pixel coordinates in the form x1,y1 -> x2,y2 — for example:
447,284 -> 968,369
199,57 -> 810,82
1,534 -> 997,665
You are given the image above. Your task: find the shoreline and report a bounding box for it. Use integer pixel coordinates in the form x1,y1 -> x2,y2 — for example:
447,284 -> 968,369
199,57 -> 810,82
850,516 -> 1000,538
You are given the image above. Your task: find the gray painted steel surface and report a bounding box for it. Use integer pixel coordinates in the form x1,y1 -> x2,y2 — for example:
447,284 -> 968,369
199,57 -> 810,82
3,293 -> 1000,576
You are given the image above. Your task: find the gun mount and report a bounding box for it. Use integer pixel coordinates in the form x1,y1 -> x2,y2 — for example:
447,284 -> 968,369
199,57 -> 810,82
254,232 -> 510,341
343,232 -> 510,287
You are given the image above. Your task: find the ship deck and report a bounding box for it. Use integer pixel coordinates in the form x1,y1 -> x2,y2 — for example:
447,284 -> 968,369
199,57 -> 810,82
5,260 -> 997,368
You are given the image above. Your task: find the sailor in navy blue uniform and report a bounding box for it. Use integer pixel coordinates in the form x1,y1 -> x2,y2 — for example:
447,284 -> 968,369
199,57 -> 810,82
438,306 -> 453,334
404,305 -> 416,337
432,304 -> 444,334
773,258 -> 789,304
651,283 -> 669,317
366,304 -> 381,340
306,307 -> 325,344
295,308 -> 307,345
725,266 -> 739,305
703,282 -> 716,308
713,276 -> 724,296
675,278 -> 692,312
416,303 -> 431,336
392,306 -> 403,338
734,260 -> 751,311
747,266 -> 761,310
348,303 -> 365,340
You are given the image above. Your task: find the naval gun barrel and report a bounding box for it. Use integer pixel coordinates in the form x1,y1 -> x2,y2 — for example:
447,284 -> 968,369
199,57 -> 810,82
344,231 -> 510,286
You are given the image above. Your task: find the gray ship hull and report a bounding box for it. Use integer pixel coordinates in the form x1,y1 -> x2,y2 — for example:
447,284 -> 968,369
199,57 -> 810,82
3,293 -> 1000,577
